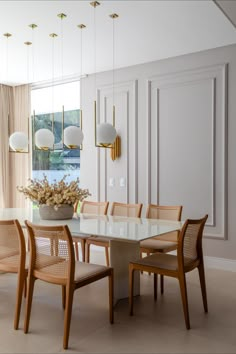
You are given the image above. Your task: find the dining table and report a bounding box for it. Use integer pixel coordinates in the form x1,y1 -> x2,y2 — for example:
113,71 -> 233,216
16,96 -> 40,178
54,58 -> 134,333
0,208 -> 183,303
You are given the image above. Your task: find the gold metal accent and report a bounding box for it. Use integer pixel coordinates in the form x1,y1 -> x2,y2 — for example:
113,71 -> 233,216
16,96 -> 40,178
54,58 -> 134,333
62,105 -> 64,146
3,33 -> 12,38
80,109 -> 83,150
90,1 -> 100,8
94,100 -> 97,146
57,13 -> 67,19
67,145 -> 78,149
28,24 -> 37,29
49,33 -> 58,38
111,135 -> 121,161
99,143 -> 112,148
33,110 -> 36,150
109,13 -> 119,19
77,24 -> 86,29
24,41 -> 32,46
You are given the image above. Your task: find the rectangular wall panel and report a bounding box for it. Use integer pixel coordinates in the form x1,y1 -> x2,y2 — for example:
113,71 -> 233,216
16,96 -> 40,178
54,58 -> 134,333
147,64 -> 227,239
97,80 -> 138,205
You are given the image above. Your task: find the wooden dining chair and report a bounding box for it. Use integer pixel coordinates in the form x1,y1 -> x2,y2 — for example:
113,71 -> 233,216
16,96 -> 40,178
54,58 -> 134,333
0,219 -> 27,330
86,202 -> 143,266
129,215 -> 208,329
24,220 -> 113,350
72,201 -> 109,262
140,204 -> 183,293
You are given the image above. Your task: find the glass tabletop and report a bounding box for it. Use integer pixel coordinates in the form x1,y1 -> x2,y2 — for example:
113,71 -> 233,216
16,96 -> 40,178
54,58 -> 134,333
0,208 -> 183,243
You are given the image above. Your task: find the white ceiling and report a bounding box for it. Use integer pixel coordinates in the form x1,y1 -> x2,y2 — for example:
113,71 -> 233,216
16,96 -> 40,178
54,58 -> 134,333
0,0 -> 236,86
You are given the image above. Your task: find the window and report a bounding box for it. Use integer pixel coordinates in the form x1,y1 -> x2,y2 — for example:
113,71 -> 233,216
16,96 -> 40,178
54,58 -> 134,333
31,81 -> 81,184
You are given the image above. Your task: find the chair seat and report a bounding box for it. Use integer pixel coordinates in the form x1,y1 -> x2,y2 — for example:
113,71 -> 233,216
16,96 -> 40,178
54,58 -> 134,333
74,261 -> 110,282
34,259 -> 110,282
132,253 -> 193,271
140,239 -> 177,252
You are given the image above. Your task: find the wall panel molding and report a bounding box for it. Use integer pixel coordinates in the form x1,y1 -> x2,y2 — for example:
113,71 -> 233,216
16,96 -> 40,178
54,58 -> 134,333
97,79 -> 138,204
147,63 -> 228,239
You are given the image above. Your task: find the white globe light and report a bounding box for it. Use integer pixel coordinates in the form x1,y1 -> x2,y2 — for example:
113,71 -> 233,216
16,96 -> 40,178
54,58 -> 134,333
97,123 -> 117,147
64,126 -> 84,148
35,129 -> 55,150
9,132 -> 28,152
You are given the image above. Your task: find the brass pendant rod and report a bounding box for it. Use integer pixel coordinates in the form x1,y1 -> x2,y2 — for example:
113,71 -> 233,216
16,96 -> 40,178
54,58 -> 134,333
80,109 -> 83,150
33,110 -> 36,151
62,105 -> 64,146
94,100 -> 98,146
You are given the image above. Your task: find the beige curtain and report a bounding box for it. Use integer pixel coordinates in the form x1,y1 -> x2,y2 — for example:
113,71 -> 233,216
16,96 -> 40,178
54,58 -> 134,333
0,84 -> 31,208
10,84 -> 31,207
0,85 -> 12,207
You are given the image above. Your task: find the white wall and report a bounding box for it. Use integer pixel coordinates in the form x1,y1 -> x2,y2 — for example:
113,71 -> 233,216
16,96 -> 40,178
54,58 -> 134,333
80,43 -> 236,261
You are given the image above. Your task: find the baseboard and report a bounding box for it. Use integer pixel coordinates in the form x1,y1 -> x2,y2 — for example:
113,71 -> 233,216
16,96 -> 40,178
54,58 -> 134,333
204,256 -> 236,272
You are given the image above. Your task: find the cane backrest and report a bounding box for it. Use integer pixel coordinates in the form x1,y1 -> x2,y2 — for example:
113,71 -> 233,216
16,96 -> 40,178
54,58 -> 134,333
146,205 -> 182,221
25,221 -> 74,284
80,201 -> 109,215
178,215 -> 208,266
0,219 -> 26,271
110,202 -> 143,218
0,219 -> 27,330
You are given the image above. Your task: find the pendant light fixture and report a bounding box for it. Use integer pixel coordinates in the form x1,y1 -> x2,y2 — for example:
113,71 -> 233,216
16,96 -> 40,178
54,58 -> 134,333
90,1 -> 117,149
62,20 -> 84,149
91,3 -> 120,159
8,33 -> 29,153
34,33 -> 56,150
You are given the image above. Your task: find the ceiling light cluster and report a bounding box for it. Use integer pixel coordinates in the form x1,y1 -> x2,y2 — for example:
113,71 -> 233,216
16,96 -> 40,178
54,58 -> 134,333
6,2 -> 121,160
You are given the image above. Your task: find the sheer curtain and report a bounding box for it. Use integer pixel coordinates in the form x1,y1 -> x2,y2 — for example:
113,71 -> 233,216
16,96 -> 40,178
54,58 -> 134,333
0,84 -> 12,207
0,84 -> 31,207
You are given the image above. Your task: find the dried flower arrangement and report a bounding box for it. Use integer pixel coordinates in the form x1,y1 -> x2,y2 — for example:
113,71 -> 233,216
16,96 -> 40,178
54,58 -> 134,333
17,174 -> 91,210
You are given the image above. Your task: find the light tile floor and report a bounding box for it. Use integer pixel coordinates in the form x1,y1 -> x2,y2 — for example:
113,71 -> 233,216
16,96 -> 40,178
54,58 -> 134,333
0,249 -> 236,353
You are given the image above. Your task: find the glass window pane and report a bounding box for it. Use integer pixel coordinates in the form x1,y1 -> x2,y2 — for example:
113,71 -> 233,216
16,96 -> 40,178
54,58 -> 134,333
31,81 -> 81,186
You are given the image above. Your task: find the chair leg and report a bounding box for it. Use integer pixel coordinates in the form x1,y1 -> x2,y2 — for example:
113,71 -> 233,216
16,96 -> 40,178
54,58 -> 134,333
105,246 -> 110,266
109,270 -> 114,324
129,265 -> 135,316
14,270 -> 27,330
80,239 -> 86,262
140,251 -> 143,274
178,273 -> 190,330
74,241 -> 79,261
154,273 -> 158,301
198,262 -> 208,313
63,285 -> 74,350
62,285 -> 66,309
24,276 -> 36,333
86,242 -> 90,263
24,277 -> 27,298
160,275 -> 164,294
